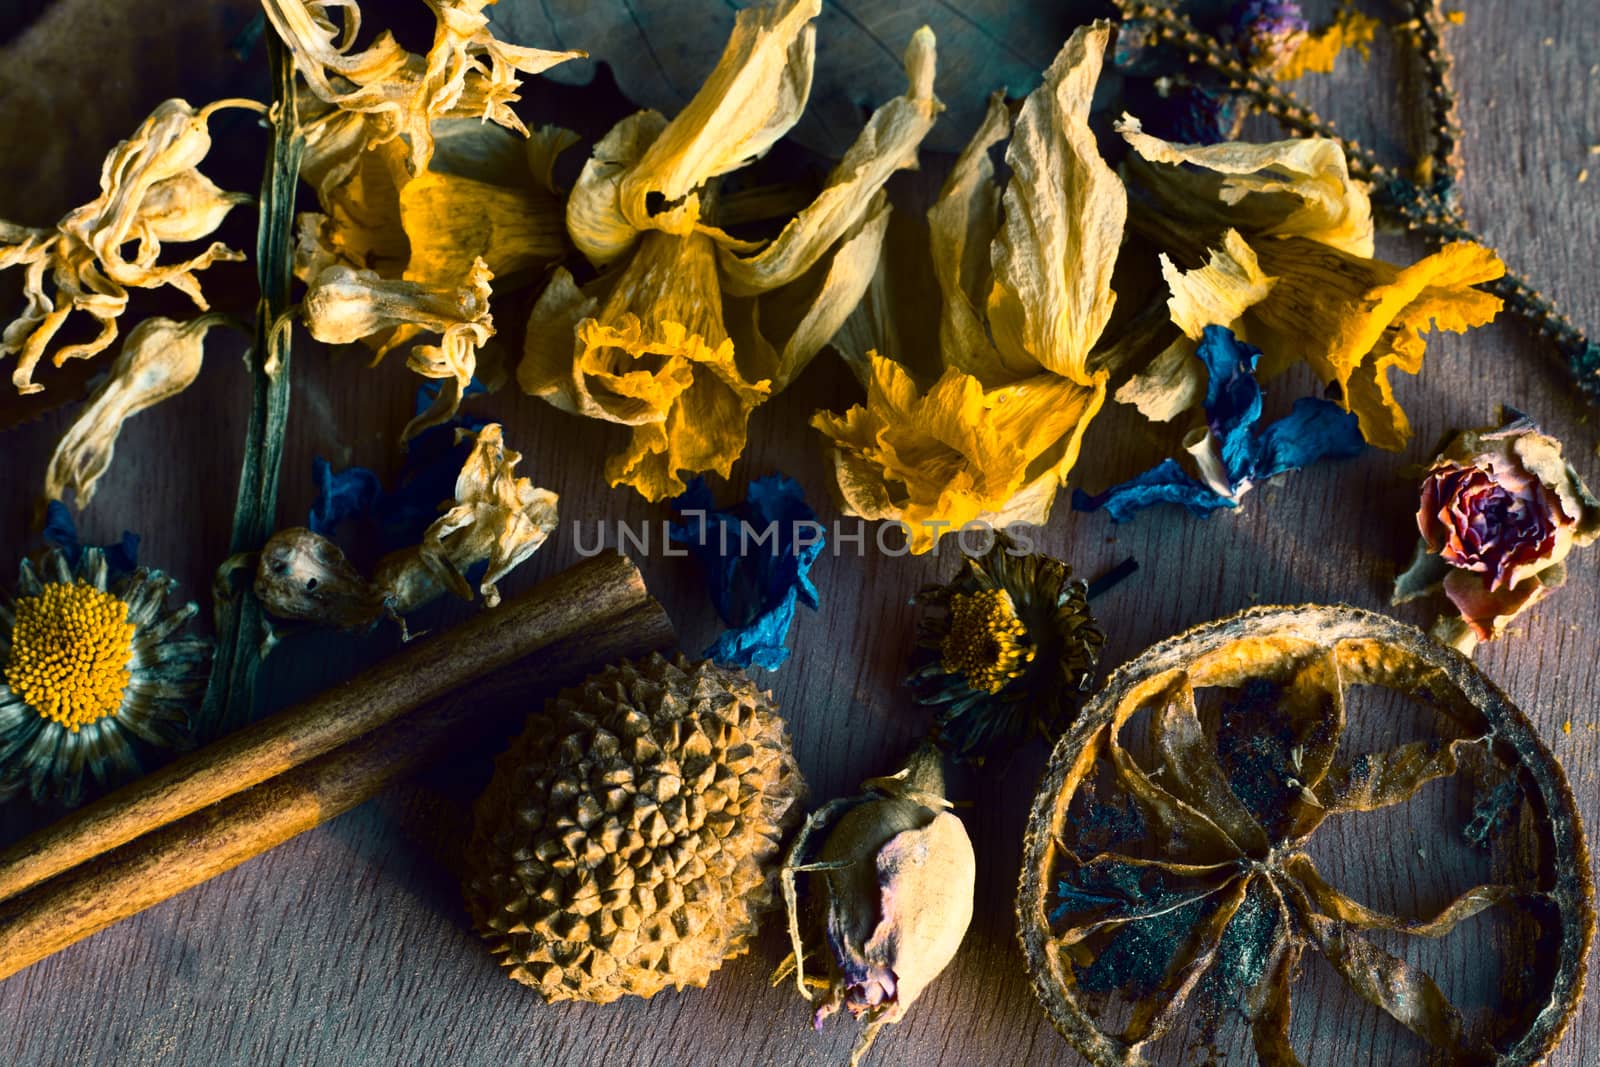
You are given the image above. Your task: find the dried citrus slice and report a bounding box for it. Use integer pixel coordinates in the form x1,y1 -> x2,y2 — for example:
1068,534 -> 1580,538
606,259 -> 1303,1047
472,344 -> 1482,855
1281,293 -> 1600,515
1017,605 -> 1592,1066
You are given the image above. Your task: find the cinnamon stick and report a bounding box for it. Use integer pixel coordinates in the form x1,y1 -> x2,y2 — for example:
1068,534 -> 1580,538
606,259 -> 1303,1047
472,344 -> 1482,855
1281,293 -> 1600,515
0,594 -> 675,982
0,552 -> 659,905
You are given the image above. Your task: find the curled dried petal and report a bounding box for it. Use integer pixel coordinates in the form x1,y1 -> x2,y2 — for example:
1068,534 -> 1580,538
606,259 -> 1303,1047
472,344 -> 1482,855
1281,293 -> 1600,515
43,315 -> 229,507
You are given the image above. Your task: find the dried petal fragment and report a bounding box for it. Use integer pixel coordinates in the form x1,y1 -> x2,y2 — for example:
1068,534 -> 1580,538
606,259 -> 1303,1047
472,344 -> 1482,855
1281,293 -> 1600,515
43,315 -> 229,508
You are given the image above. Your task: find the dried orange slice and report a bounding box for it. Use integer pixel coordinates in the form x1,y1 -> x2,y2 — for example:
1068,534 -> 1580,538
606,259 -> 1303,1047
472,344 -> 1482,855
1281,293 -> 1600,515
1017,605 -> 1592,1065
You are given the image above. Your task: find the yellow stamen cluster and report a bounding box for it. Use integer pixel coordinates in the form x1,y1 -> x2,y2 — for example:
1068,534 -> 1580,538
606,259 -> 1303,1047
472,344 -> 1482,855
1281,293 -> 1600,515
4,581 -> 136,731
940,589 -> 1035,694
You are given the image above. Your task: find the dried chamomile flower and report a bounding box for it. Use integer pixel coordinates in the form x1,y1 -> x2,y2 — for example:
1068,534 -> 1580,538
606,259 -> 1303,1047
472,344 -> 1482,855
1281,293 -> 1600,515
907,533 -> 1104,761
1017,605 -> 1593,1066
520,0 -> 942,501
812,23 -> 1124,552
43,315 -> 230,509
1393,411 -> 1600,654
778,741 -> 975,1067
255,423 -> 557,636
1114,117 -> 1506,451
0,546 -> 210,808
263,0 -> 582,176
0,98 -> 256,395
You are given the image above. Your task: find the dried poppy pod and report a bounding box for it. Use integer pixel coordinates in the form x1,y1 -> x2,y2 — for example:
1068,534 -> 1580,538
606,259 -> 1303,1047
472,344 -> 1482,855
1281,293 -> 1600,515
463,652 -> 806,1003
1017,604 -> 1592,1066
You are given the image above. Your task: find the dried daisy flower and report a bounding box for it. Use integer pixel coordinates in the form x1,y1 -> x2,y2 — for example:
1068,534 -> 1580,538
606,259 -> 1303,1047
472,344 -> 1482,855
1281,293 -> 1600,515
907,533 -> 1104,760
520,0 -> 942,501
43,315 -> 231,509
274,0 -> 583,436
811,23 -> 1124,552
1113,117 -> 1506,451
254,423 -> 558,638
0,98 -> 257,395
778,741 -> 975,1066
0,547 -> 210,807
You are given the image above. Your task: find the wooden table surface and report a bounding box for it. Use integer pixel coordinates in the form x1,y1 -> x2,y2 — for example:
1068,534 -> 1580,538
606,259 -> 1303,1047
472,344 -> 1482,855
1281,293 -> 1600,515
1,1 -> 1597,1064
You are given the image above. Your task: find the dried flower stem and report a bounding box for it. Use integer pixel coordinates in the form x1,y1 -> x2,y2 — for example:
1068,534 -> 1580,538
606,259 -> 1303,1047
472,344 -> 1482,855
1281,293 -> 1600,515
1114,1 -> 1600,402
199,29 -> 306,740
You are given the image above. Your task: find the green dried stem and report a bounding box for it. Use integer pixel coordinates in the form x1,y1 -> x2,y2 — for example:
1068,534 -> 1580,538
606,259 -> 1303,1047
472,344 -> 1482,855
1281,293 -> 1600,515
198,29 -> 305,740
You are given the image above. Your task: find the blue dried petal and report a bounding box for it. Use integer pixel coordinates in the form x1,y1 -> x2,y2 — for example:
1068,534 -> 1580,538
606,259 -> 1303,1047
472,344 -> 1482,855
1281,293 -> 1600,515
308,460 -> 381,538
1253,396 -> 1366,478
43,500 -> 140,577
1072,459 -> 1239,523
1196,325 -> 1265,484
669,475 -> 824,671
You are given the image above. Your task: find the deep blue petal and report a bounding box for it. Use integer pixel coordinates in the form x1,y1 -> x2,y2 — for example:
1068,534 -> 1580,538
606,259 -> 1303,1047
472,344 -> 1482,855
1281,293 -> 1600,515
1072,459 -> 1239,523
43,500 -> 140,575
1253,396 -> 1367,479
308,458 -> 382,537
668,475 -> 824,671
1196,325 -> 1265,483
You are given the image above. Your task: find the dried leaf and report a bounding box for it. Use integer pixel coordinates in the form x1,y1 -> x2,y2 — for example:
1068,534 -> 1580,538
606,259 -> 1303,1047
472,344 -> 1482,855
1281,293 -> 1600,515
42,315 -> 228,507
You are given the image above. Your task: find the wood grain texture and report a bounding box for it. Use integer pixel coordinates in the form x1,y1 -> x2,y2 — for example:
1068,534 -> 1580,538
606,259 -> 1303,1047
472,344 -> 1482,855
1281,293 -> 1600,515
0,1 -> 1597,1065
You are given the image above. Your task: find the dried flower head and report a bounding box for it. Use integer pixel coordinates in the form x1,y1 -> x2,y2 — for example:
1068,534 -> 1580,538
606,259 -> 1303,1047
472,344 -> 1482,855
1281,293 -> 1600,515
0,547 -> 210,807
778,741 -> 975,1066
1394,412 -> 1600,653
908,534 -> 1105,760
812,23 -> 1124,550
0,98 -> 255,395
1113,118 -> 1505,451
521,0 -> 942,500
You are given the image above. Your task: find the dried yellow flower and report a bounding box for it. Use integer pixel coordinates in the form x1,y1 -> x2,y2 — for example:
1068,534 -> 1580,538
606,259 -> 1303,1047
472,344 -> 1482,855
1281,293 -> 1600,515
522,0 -> 941,501
1115,119 -> 1506,451
0,99 -> 255,395
263,0 -> 582,176
43,315 -> 230,509
813,23 -> 1124,550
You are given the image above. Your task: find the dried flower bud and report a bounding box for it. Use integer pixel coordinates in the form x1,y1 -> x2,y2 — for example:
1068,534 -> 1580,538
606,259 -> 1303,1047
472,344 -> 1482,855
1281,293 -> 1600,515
255,527 -> 388,631
780,741 -> 975,1065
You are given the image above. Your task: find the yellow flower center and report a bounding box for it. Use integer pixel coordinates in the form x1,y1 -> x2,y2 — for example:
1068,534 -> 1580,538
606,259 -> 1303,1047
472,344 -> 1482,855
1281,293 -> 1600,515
940,589 -> 1035,694
4,581 -> 136,732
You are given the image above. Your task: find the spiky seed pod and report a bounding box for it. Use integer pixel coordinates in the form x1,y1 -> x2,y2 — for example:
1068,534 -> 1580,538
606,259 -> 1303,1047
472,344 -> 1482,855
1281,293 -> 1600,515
463,652 -> 806,1003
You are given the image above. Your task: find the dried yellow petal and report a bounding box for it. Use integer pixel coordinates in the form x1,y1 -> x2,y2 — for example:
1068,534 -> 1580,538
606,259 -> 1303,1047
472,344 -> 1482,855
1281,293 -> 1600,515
1117,116 -> 1374,257
988,23 -> 1124,387
43,315 -> 228,507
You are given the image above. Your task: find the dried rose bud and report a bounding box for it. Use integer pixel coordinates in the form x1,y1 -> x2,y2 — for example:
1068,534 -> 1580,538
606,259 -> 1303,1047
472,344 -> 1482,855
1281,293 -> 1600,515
1396,412 -> 1599,651
779,741 -> 975,1065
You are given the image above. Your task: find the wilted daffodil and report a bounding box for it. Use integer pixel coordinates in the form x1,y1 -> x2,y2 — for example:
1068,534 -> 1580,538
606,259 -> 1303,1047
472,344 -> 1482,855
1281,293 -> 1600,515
1114,117 -> 1505,451
0,546 -> 210,808
812,23 -> 1125,553
520,0 -> 942,501
255,423 -> 557,640
1394,412 -> 1600,653
274,0 -> 583,436
778,741 -> 974,1066
0,98 -> 255,395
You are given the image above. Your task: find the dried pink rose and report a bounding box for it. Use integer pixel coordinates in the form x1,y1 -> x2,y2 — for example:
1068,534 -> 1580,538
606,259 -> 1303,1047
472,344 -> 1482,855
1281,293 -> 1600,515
1395,413 -> 1599,652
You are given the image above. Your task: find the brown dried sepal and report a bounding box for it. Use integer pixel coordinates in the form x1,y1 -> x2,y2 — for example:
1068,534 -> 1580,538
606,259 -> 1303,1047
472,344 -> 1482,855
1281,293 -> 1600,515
1017,605 -> 1592,1066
